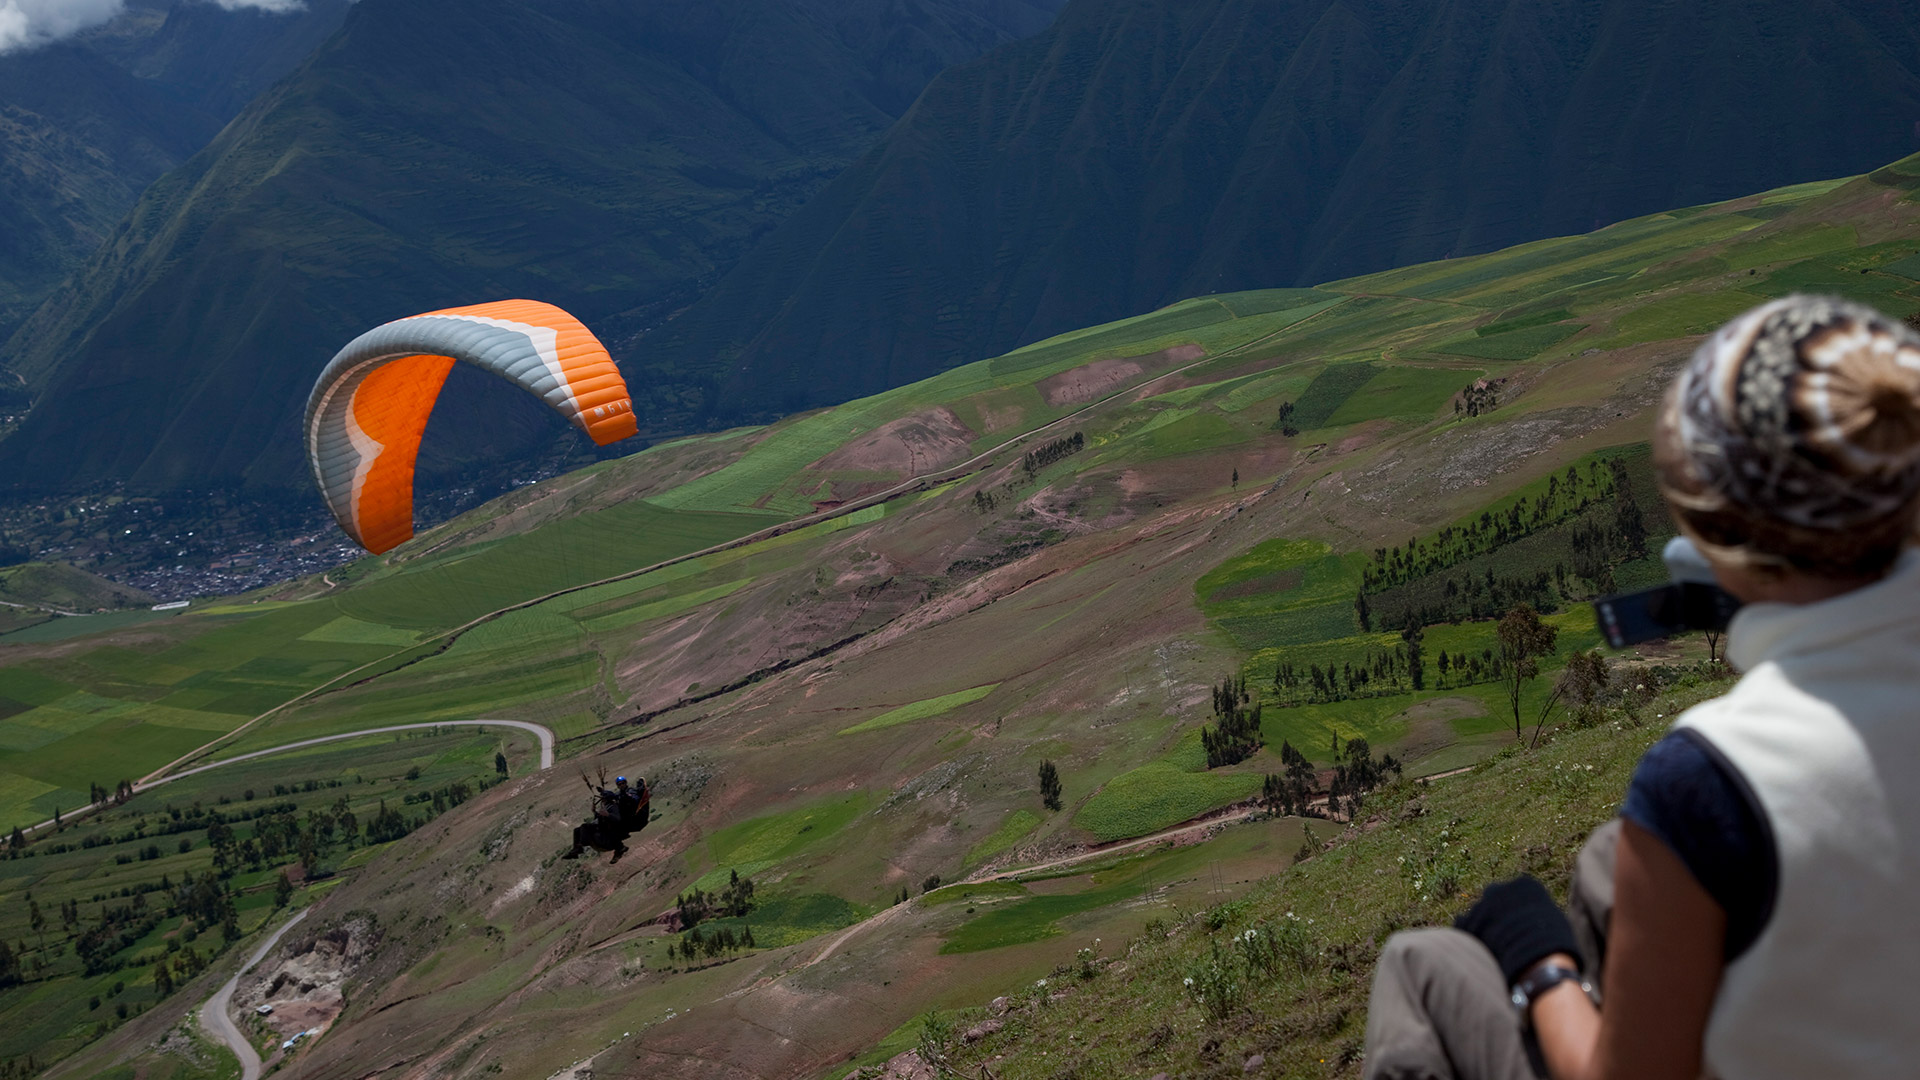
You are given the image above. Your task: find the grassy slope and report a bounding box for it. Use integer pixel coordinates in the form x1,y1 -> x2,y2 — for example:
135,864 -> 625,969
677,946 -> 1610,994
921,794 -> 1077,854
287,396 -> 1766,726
11,154 -> 1920,1079
922,678 -> 1724,1079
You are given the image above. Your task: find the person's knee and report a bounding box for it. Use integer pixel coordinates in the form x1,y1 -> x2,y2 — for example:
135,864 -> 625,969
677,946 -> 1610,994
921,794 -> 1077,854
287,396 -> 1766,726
1379,928 -> 1485,983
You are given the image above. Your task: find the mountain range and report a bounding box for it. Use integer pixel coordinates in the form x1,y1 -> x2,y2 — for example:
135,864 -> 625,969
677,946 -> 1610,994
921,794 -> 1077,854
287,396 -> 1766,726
0,0 -> 353,338
0,0 -> 1063,494
641,0 -> 1920,421
6,0 -> 1920,526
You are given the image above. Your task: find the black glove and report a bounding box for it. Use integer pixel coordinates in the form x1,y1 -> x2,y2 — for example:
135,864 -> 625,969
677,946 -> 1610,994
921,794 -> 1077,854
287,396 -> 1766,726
1454,875 -> 1581,985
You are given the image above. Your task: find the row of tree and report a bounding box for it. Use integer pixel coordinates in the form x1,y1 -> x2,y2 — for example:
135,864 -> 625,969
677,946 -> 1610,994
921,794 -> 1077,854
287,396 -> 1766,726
675,869 -> 757,931
1272,643 -> 1422,705
672,923 -> 756,963
1359,460 -> 1624,593
1258,736 -> 1402,820
1022,431 -> 1085,476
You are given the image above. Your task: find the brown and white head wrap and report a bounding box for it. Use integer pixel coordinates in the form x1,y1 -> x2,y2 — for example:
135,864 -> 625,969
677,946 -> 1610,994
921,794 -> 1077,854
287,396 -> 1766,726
1657,294 -> 1920,576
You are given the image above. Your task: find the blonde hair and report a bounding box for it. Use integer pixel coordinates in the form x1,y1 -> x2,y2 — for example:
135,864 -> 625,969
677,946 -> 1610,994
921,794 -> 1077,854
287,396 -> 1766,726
1655,295 -> 1920,577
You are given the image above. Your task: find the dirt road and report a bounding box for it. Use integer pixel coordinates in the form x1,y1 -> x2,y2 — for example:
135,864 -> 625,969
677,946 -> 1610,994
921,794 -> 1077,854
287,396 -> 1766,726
200,908 -> 310,1080
19,719 -> 553,837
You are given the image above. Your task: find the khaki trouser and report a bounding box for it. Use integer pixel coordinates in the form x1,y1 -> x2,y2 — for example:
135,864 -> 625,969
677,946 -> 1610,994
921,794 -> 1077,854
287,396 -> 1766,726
1363,821 -> 1619,1080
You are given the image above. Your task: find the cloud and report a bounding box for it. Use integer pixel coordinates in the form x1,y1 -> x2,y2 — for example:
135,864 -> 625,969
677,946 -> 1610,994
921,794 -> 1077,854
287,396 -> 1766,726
0,0 -> 126,54
0,0 -> 308,55
202,0 -> 308,11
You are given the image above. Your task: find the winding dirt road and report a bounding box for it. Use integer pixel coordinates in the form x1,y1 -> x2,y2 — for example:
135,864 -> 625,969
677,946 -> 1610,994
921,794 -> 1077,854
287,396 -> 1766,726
183,721 -> 552,1075
200,908 -> 310,1080
19,720 -> 552,836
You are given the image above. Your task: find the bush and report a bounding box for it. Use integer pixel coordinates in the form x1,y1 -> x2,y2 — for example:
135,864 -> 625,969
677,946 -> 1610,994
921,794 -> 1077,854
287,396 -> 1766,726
1184,938 -> 1245,1022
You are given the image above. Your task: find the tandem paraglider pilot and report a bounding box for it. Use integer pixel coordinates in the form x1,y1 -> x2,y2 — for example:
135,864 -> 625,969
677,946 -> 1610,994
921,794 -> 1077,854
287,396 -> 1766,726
1362,294 -> 1920,1080
564,772 -> 650,863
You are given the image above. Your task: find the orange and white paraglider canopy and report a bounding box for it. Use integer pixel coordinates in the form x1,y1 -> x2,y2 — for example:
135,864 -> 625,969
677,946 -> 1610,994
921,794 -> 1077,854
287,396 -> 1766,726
304,300 -> 637,554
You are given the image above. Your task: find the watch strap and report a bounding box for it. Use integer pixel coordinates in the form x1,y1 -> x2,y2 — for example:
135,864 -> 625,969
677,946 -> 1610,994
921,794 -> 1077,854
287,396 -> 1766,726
1509,962 -> 1591,1021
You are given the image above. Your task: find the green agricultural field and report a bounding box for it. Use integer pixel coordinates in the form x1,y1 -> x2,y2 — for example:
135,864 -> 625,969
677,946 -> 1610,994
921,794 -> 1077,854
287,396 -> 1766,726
334,501 -> 773,630
839,685 -> 999,735
1432,322 -> 1583,361
965,809 -> 1041,866
1289,362 -> 1378,429
694,794 -> 869,889
1322,365 -> 1485,426
1074,732 -> 1264,843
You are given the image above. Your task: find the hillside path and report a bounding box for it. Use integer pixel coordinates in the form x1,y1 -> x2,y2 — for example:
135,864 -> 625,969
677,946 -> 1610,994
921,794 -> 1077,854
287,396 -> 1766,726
976,765 -> 1478,883
18,720 -> 552,836
200,908 -> 310,1080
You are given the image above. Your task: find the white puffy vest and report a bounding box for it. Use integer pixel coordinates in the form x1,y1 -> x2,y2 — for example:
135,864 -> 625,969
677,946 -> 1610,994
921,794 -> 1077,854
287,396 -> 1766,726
1672,551 -> 1920,1078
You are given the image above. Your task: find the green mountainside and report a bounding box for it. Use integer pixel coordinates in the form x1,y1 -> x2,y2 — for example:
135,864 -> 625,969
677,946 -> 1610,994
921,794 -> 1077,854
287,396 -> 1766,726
0,0 -> 1063,495
5,155 -> 1919,1079
641,0 -> 1920,425
0,0 -> 352,339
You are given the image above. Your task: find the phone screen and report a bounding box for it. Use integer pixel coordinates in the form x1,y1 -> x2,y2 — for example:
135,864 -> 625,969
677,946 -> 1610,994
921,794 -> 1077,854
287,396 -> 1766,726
1594,582 -> 1740,649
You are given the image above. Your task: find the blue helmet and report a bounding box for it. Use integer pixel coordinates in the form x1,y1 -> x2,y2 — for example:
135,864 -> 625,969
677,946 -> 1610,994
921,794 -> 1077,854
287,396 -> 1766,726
615,776 -> 628,784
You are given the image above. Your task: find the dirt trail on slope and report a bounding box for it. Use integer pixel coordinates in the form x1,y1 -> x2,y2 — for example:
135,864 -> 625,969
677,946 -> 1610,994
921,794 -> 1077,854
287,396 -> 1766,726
200,910 -> 311,1080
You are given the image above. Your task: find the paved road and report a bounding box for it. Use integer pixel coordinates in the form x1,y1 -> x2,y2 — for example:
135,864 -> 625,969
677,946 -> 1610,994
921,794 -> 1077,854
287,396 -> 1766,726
200,909 -> 310,1080
20,719 -> 553,837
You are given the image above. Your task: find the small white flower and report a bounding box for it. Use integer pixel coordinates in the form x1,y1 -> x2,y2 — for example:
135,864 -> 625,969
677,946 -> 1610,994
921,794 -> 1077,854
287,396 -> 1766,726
1184,977 -> 1194,986
1035,978 -> 1047,988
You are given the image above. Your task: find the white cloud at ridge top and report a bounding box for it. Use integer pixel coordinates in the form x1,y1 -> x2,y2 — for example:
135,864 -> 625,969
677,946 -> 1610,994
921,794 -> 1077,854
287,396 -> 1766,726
203,0 -> 308,12
0,0 -> 307,56
0,0 -> 126,54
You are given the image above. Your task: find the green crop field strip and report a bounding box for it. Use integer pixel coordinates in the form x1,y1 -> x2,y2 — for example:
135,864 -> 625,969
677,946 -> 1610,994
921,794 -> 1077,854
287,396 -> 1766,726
839,684 -> 1000,735
1322,365 -> 1485,426
1432,322 -> 1583,361
1074,733 -> 1264,843
965,809 -> 1041,866
697,794 -> 869,884
1289,362 -> 1379,429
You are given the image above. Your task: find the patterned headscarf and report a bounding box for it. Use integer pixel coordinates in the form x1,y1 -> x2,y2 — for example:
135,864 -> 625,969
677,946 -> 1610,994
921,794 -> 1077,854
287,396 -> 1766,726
1657,294 -> 1920,575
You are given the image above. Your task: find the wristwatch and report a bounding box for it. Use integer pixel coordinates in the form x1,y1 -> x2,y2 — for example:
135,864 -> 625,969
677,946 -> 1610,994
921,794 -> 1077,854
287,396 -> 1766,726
1510,961 -> 1593,1023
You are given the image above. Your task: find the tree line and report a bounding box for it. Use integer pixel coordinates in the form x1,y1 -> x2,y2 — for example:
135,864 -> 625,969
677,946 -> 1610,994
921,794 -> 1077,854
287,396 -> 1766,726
1258,736 -> 1402,821
1023,431 -> 1085,476
1359,461 -> 1623,594
675,869 -> 757,932
1201,676 -> 1264,768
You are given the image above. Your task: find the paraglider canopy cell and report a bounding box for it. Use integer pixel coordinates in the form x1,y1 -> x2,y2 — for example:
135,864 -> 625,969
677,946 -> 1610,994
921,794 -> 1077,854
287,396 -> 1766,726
304,300 -> 638,553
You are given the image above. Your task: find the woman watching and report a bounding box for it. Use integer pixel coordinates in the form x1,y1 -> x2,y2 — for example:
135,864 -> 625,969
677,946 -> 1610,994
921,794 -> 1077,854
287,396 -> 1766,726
1363,294 -> 1920,1079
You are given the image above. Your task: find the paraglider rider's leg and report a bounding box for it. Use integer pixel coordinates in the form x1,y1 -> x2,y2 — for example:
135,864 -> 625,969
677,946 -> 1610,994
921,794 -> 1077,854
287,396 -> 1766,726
1360,822 -> 1617,1080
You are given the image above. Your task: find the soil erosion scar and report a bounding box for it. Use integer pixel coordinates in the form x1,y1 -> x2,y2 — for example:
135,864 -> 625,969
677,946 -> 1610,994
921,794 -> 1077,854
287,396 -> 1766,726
201,909 -> 311,1080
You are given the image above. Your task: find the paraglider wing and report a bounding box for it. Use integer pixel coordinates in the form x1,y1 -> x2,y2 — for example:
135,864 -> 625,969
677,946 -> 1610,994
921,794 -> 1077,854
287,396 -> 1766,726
304,300 -> 637,553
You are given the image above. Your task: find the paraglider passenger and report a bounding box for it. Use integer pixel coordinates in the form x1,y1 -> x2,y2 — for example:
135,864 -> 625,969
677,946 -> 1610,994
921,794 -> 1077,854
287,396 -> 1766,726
1362,295 -> 1920,1079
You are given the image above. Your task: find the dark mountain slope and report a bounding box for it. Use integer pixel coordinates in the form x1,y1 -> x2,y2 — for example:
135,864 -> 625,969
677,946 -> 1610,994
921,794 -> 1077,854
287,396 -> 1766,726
0,0 -> 1063,495
0,0 -> 352,337
640,0 -> 1920,420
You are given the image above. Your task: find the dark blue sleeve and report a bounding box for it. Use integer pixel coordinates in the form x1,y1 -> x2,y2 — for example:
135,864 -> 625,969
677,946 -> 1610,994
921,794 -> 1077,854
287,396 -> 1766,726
1618,729 -> 1778,960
